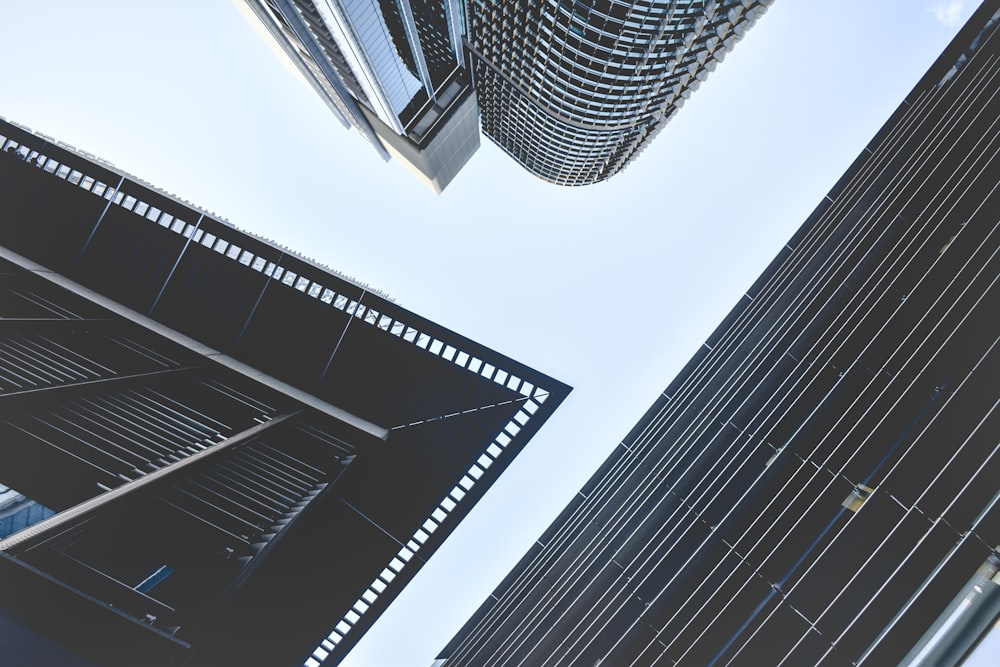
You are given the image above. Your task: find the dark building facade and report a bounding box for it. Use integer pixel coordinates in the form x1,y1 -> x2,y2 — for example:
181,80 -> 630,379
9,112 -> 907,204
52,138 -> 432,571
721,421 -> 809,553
438,3 -> 1000,665
0,119 -> 569,666
467,0 -> 771,185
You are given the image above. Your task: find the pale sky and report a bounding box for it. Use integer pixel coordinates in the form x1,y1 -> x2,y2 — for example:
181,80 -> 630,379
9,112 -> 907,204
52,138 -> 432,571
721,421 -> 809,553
0,1 -> 978,665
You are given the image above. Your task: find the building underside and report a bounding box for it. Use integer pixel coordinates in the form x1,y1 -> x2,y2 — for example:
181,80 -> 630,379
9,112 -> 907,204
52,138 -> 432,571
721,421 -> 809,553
0,118 -> 568,666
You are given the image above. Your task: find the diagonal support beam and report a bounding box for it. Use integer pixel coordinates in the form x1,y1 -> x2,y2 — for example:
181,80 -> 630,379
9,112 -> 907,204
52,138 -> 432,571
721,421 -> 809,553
0,410 -> 302,553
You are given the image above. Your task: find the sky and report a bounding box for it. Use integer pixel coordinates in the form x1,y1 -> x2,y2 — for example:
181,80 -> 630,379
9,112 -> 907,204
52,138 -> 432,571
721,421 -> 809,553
0,1 -> 981,665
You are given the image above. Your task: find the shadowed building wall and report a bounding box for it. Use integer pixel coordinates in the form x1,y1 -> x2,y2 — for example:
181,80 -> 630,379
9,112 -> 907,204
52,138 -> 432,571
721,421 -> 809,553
437,3 -> 1000,665
0,119 -> 568,666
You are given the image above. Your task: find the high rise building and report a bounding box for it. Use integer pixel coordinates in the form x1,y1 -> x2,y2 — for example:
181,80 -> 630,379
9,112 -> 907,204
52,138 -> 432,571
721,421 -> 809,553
467,0 -> 771,185
0,118 -> 569,666
437,3 -> 1000,665
237,0 -> 481,193
239,0 -> 772,189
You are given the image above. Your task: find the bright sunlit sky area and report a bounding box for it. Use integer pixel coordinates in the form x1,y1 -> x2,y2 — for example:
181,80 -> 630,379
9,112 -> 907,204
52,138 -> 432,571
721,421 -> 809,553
0,1 -> 981,665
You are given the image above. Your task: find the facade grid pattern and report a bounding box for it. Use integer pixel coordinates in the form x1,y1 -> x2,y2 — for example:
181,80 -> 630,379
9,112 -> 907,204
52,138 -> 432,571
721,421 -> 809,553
438,4 -> 1000,665
468,0 -> 771,185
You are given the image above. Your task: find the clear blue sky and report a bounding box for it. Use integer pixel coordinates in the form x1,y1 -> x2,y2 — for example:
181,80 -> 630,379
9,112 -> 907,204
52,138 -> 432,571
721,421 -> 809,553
0,1 -> 978,665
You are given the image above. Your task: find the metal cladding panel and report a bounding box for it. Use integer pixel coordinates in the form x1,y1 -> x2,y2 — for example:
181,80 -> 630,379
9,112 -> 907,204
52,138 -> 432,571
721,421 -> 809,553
439,5 -> 1000,666
150,233 -> 274,351
0,153 -> 108,272
73,205 -> 189,315
233,277 -> 354,388
318,316 -> 519,427
336,402 -> 519,537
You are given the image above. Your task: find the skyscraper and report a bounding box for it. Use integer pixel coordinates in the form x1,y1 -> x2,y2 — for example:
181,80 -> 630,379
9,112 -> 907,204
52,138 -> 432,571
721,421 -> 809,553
438,3 -> 1000,665
0,118 -> 569,666
240,0 -> 772,188
238,0 -> 480,193
468,0 -> 771,185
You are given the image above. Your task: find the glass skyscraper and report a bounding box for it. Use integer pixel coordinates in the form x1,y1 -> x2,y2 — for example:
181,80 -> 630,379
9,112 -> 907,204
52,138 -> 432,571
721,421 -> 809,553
241,0 -> 773,188
467,0 -> 772,185
240,0 -> 480,192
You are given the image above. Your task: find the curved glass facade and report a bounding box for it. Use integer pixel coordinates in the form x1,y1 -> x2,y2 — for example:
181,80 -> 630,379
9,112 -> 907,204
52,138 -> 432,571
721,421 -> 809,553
469,0 -> 772,185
